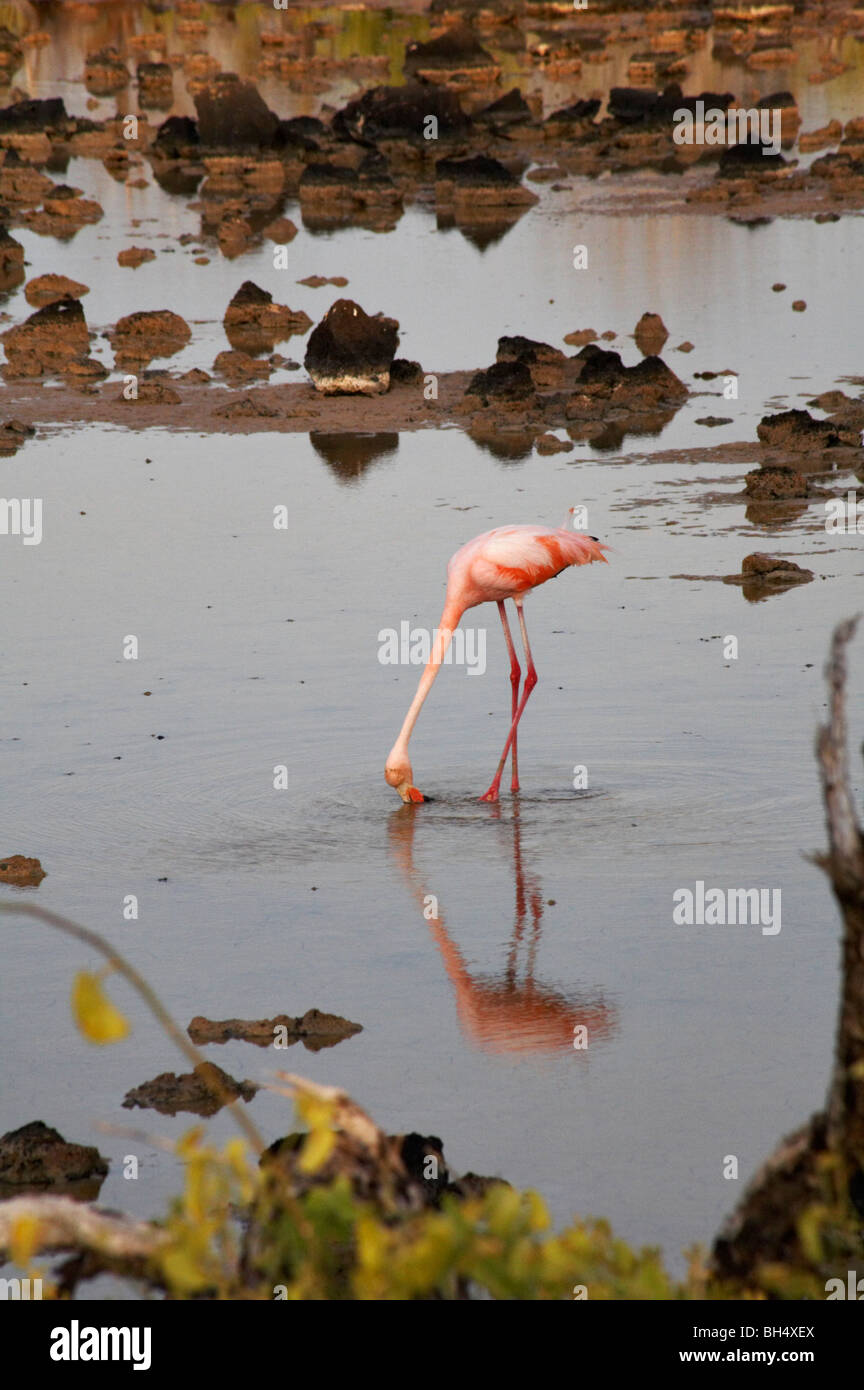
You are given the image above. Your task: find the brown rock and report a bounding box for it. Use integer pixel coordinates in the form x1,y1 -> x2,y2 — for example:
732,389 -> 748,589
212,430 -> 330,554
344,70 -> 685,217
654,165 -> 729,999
2,297 -> 92,377
213,348 -> 271,382
188,1009 -> 363,1050
109,309 -> 191,367
534,432 -> 574,454
744,466 -> 811,500
563,328 -> 597,347
122,1063 -> 257,1118
0,853 -> 44,884
634,311 -> 669,355
223,279 -> 312,352
264,216 -> 297,244
117,246 -> 155,268
0,1121 -> 107,1191
24,274 -> 88,307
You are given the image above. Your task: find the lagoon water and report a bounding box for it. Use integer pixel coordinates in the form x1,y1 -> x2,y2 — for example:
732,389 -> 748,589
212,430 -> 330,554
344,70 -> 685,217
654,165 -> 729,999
1,7 -> 864,1293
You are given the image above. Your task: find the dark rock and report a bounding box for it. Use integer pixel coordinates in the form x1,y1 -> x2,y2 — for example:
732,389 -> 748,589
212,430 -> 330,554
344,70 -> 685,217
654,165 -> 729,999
741,551 -> 812,578
390,358 -> 423,384
153,115 -> 200,157
123,1063 -> 258,1117
193,74 -> 280,149
273,115 -> 325,152
466,359 -> 535,402
404,23 -> 496,77
0,1121 -> 107,1191
757,408 -> 857,451
718,141 -> 786,173
476,88 -> 534,127
744,466 -> 811,500
223,280 -> 311,352
497,335 -> 564,364
188,1009 -> 363,1050
545,98 -> 601,126
304,298 -> 399,396
435,155 -> 537,209
0,97 -> 68,134
333,83 -> 469,143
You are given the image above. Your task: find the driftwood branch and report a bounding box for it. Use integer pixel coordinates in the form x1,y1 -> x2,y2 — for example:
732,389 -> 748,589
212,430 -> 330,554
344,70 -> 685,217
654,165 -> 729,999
0,1194 -> 167,1293
816,615 -> 864,1160
714,616 -> 864,1282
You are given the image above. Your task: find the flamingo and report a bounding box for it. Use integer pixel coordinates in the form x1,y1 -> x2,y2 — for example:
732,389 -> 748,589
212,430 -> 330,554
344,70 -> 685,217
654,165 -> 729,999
385,514 -> 608,802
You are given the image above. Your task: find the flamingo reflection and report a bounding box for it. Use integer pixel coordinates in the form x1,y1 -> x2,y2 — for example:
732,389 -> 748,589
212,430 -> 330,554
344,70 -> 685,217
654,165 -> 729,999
388,803 -> 617,1056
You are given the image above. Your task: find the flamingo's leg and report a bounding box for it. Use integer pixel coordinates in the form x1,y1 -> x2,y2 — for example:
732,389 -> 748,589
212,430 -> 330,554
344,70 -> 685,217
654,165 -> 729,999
496,600 -> 521,793
480,598 -> 537,802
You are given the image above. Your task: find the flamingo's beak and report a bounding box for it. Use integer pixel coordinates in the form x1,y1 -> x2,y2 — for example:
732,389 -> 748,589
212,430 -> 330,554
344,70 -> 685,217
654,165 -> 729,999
396,781 -> 425,804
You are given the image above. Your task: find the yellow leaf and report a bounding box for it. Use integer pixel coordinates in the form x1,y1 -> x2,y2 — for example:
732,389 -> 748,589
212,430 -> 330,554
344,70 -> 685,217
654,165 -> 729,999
298,1124 -> 335,1174
10,1214 -> 40,1266
72,972 -> 130,1044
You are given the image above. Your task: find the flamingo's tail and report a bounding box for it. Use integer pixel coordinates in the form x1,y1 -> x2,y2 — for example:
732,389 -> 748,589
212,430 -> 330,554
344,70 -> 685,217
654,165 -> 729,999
559,532 -> 610,567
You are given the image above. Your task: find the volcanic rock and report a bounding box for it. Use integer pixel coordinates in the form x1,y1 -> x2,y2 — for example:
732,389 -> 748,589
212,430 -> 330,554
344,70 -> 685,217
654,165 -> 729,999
153,114 -> 200,158
188,1009 -> 363,1050
223,280 -> 312,352
333,83 -> 470,143
634,311 -> 669,355
0,852 -> 44,884
0,1121 -> 107,1191
0,420 -> 36,456
757,408 -> 858,451
193,73 -> 279,149
465,359 -> 535,403
2,297 -> 93,378
0,97 -> 68,134
213,348 -> 271,382
435,155 -> 537,207
109,309 -> 191,367
24,273 -> 89,306
404,23 -> 497,80
84,46 -> 128,96
117,246 -> 155,268
304,298 -> 399,396
744,465 -> 811,500
123,1063 -> 257,1118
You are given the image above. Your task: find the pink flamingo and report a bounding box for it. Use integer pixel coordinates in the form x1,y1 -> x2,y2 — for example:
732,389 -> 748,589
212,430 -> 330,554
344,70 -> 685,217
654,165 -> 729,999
385,516 -> 608,802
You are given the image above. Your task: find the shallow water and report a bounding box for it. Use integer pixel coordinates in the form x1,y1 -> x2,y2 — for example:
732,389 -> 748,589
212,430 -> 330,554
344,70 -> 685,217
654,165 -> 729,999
3,419 -> 863,1282
2,7 -> 864,1293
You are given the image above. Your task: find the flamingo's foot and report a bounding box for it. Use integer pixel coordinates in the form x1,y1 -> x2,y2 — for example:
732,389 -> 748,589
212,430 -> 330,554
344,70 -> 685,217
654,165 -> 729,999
479,786 -> 500,803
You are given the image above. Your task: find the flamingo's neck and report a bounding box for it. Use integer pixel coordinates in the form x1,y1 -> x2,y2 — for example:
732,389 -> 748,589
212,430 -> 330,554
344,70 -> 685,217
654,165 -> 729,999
388,594 -> 466,761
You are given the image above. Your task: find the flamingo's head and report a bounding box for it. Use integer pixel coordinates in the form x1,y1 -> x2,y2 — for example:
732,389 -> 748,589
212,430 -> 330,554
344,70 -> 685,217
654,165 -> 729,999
385,755 -> 425,803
